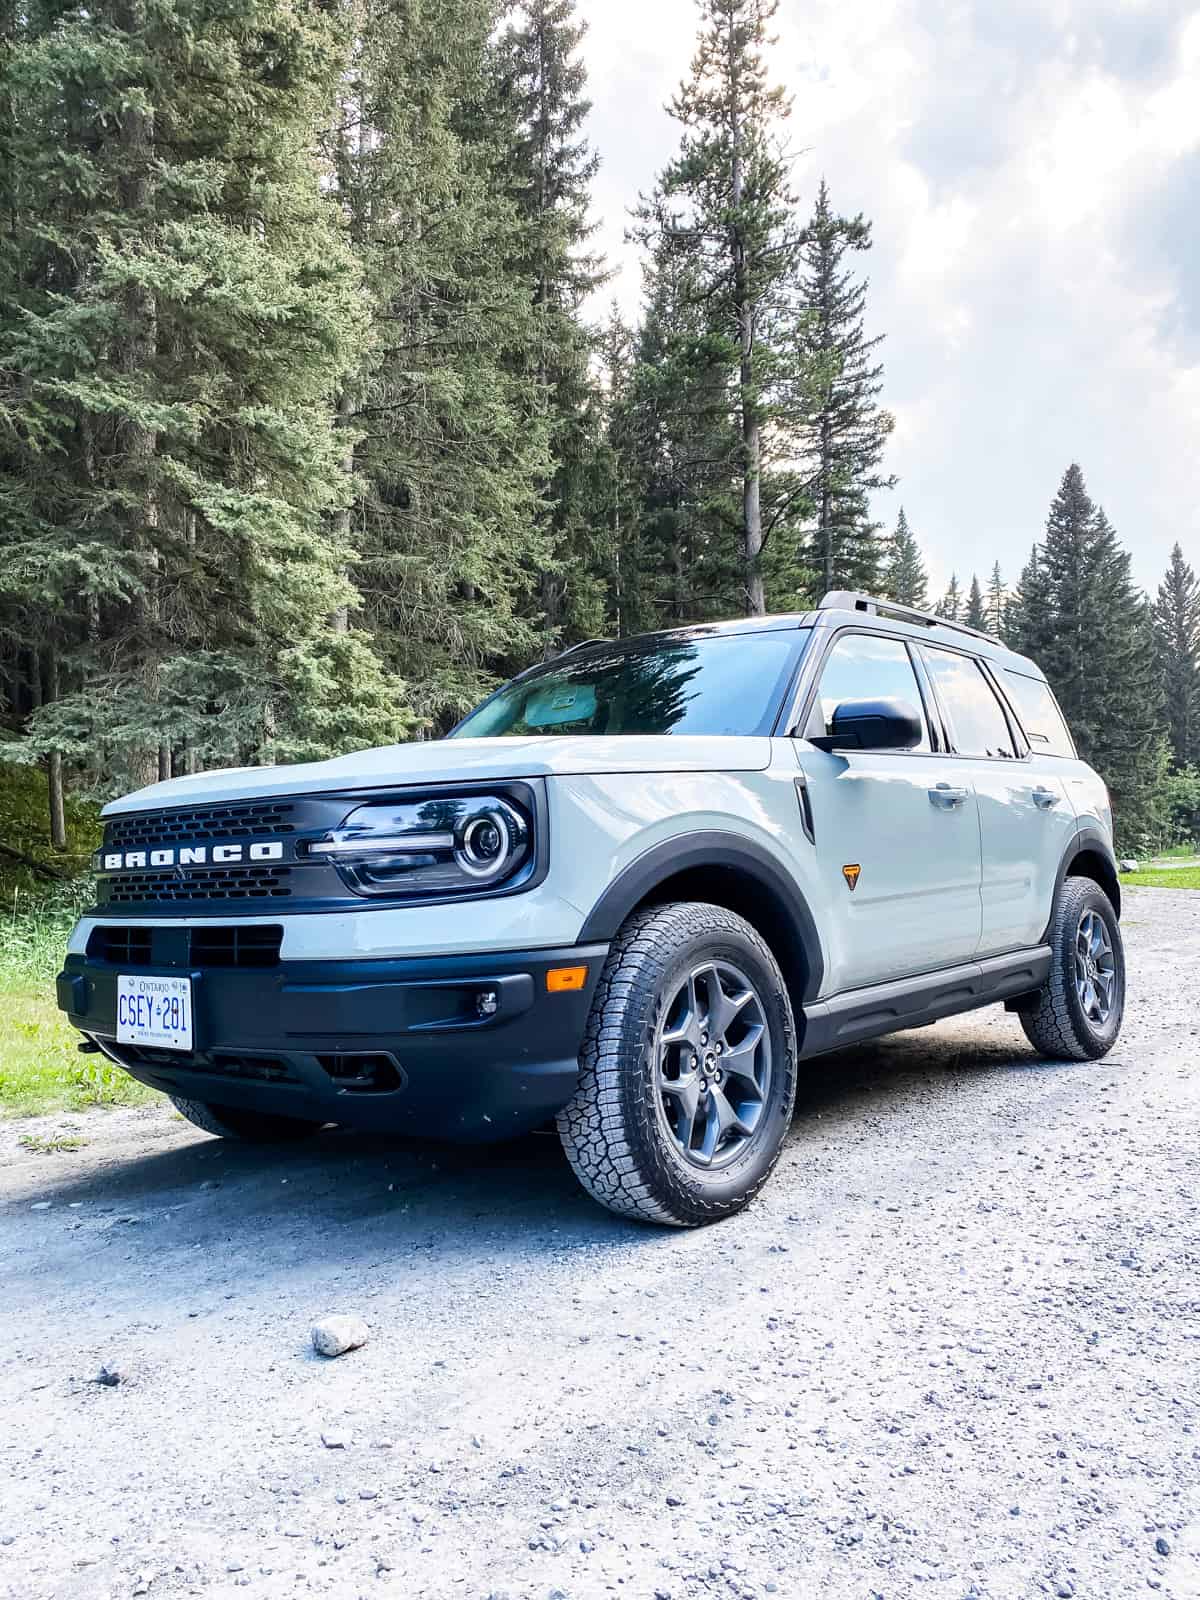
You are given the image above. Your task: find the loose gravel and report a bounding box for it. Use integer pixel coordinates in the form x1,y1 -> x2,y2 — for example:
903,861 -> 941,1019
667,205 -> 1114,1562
1,886 -> 1197,1600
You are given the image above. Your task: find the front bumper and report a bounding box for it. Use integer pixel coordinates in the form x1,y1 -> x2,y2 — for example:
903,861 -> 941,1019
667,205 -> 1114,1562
56,943 -> 608,1142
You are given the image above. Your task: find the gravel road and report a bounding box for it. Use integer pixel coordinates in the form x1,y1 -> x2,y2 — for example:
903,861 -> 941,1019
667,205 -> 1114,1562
2,886 -> 1198,1600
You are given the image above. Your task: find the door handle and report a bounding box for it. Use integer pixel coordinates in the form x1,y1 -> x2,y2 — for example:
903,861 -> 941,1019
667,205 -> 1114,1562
1031,786 -> 1060,809
929,783 -> 969,810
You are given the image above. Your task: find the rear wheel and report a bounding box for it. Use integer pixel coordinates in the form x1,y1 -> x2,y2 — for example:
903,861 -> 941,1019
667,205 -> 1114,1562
170,1097 -> 324,1142
557,902 -> 797,1227
1019,875 -> 1125,1061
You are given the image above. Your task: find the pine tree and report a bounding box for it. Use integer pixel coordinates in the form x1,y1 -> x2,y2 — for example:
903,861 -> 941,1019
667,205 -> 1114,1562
0,0 -> 405,808
592,308 -> 643,636
330,0 -> 552,728
609,255 -> 740,628
1004,544 -> 1052,656
1009,465 -> 1165,848
1152,543 -> 1200,770
937,575 -> 962,622
986,562 -> 1006,638
492,0 -> 609,647
883,508 -> 927,608
965,574 -> 987,631
629,0 -> 819,615
792,180 -> 895,594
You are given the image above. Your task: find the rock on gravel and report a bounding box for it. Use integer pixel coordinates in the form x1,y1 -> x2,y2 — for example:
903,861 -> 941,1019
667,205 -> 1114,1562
310,1314 -> 369,1358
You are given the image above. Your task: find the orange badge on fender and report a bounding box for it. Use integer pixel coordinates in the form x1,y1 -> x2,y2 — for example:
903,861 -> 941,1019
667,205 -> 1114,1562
842,863 -> 862,892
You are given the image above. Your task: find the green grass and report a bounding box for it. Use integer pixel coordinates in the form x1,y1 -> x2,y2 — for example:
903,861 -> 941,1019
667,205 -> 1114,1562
1151,842 -> 1200,861
0,760 -> 149,1117
18,1130 -> 90,1153
1120,866 -> 1200,890
0,974 -> 152,1118
0,879 -> 154,1119
0,756 -> 102,899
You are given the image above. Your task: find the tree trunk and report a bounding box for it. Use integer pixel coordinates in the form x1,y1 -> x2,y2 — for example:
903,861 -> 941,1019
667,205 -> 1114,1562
331,387 -> 355,634
534,16 -> 559,652
540,570 -> 560,657
820,417 -> 834,594
329,69 -> 367,639
728,16 -> 764,615
116,0 -> 159,782
47,755 -> 67,852
44,645 -> 67,849
25,647 -> 42,713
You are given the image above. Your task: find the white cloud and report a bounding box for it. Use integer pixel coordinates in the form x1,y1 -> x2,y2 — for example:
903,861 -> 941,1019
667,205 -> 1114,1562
577,0 -> 1200,595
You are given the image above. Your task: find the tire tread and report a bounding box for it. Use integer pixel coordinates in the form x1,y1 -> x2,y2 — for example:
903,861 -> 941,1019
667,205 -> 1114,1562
557,902 -> 796,1227
1019,875 -> 1123,1061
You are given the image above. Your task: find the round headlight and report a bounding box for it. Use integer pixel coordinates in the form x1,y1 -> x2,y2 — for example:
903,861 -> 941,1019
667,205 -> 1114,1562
455,807 -> 518,880
307,790 -> 533,897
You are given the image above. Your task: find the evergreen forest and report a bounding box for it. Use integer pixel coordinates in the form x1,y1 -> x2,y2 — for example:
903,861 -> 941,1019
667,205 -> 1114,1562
2,0 -> 1194,854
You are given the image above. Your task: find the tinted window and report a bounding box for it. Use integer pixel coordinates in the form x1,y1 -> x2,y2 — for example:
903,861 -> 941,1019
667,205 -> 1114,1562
451,631 -> 804,739
1002,671 -> 1076,757
924,649 -> 1018,759
813,633 -> 930,751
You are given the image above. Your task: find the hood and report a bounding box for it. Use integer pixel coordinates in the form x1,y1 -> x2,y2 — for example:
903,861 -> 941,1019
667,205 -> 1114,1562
101,735 -> 774,816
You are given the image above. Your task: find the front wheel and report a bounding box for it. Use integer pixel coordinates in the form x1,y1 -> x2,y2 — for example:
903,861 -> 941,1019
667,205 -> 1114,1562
1019,875 -> 1125,1060
557,902 -> 798,1227
170,1097 -> 325,1142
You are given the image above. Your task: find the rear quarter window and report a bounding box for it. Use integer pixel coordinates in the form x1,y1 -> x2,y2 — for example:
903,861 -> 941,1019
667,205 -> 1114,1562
1002,670 -> 1076,758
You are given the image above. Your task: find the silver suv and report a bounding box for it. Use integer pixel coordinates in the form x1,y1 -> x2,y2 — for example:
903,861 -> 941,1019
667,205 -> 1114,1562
59,592 -> 1125,1226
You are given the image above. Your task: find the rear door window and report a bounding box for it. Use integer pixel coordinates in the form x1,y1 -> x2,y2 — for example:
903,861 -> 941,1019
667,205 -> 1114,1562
1002,671 -> 1076,757
923,648 -> 1019,759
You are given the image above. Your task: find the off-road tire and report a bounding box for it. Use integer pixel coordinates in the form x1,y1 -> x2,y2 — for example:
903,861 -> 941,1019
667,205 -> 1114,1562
1019,875 -> 1125,1061
557,902 -> 797,1227
170,1097 -> 324,1142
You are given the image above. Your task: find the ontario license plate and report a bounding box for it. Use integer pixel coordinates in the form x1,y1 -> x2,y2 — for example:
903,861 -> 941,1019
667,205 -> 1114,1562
116,974 -> 193,1052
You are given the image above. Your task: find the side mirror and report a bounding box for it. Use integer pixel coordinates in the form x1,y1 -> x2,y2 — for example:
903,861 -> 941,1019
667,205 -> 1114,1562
809,697 -> 923,753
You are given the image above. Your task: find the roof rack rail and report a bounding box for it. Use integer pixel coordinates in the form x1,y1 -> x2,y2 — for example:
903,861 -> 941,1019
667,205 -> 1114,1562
556,637 -> 610,657
818,591 -> 999,645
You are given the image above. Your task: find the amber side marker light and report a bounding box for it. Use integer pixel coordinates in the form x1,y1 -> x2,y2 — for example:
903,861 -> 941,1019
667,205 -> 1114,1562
546,965 -> 588,993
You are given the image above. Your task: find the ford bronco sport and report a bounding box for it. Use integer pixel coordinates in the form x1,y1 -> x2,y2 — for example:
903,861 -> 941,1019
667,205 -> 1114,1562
58,592 -> 1125,1226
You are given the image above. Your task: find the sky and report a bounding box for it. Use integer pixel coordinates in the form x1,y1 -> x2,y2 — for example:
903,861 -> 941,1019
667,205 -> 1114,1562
576,0 -> 1200,598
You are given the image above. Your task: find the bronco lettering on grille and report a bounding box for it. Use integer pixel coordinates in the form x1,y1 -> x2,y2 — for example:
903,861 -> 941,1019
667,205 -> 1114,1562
99,841 -> 287,871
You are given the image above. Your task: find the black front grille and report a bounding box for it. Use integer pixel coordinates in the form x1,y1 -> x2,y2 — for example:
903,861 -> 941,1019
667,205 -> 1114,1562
205,1052 -> 296,1084
99,865 -> 293,906
113,1043 -> 298,1084
86,923 -> 284,968
189,924 -> 284,967
105,800 -> 297,848
90,925 -> 153,965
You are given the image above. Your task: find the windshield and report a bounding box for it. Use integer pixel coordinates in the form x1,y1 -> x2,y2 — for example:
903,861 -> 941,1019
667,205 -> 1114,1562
451,629 -> 807,739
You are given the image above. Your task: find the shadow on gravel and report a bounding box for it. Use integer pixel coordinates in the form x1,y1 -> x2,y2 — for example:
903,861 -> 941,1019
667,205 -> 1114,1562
793,1026 -> 1084,1121
12,1019 -> 1085,1244
22,1121 -> 582,1220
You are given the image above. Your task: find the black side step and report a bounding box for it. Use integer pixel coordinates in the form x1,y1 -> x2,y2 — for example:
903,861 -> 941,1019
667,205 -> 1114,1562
799,946 -> 1051,1058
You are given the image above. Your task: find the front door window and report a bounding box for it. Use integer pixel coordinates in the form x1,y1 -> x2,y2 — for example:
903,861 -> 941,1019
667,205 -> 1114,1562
811,633 -> 931,752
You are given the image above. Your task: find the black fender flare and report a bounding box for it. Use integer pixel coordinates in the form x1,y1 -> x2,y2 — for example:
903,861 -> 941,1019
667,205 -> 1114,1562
576,829 -> 825,1002
1045,824 -> 1122,937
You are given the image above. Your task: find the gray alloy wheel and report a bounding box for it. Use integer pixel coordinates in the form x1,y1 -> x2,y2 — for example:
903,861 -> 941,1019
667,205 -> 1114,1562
1019,875 -> 1125,1061
557,901 -> 797,1227
1074,908 -> 1117,1026
654,959 -> 774,1170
